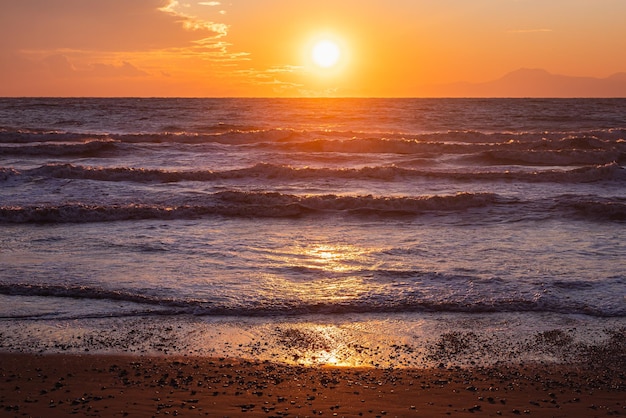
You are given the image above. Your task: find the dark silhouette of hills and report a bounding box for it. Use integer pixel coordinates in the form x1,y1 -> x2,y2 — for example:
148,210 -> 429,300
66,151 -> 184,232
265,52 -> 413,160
421,68 -> 626,97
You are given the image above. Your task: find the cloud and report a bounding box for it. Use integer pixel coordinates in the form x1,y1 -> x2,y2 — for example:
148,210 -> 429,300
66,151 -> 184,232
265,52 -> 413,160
199,1 -> 221,5
266,65 -> 304,74
43,54 -> 148,78
507,29 -> 554,34
182,21 -> 229,37
159,1 -> 229,37
0,0 -> 251,94
231,65 -> 305,95
42,54 -> 76,77
0,52 -> 40,76
0,0 -> 226,52
0,50 -> 147,81
90,62 -> 149,78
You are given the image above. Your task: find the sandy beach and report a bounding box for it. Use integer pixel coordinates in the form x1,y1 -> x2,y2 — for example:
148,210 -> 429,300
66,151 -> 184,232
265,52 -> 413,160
1,352 -> 624,417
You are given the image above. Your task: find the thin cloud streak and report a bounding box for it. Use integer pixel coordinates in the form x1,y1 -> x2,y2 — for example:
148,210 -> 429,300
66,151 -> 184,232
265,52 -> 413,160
507,29 -> 554,34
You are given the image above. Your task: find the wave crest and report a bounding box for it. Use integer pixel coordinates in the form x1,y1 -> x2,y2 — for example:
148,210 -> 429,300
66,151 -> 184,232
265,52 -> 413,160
9,162 -> 623,184
1,275 -> 623,318
0,139 -> 118,157
0,192 -> 501,223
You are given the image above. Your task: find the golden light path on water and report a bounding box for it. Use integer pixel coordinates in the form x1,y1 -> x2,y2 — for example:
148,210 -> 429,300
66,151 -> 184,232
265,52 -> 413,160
261,242 -> 383,306
92,227 -> 620,369
259,242 -> 396,367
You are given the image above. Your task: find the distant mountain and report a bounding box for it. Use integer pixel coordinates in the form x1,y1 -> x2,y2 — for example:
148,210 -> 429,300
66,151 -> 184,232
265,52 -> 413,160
421,68 -> 626,97
606,72 -> 626,82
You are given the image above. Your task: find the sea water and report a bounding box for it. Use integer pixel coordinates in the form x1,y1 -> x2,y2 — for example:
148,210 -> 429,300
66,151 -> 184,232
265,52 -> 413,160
0,98 -> 624,367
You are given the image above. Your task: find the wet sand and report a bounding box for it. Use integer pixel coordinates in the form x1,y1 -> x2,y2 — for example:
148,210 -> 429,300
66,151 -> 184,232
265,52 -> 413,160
1,352 -> 624,417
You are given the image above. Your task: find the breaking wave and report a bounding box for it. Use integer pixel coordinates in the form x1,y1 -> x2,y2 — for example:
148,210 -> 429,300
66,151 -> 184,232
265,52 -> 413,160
1,274 -> 623,318
0,192 -> 501,223
5,162 -> 625,184
0,191 -> 623,223
0,139 -> 119,157
1,127 -> 625,164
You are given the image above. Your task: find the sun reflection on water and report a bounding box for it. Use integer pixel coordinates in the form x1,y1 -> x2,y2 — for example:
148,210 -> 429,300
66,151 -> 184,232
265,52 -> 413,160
302,243 -> 368,273
258,241 -> 386,306
258,242 -> 393,367
277,324 -> 358,367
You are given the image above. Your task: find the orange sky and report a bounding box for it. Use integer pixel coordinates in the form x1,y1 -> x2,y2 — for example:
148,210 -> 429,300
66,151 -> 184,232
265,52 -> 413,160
1,0 -> 626,97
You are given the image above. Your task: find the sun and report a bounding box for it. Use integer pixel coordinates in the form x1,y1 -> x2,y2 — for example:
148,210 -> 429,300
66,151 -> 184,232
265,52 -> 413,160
311,40 -> 341,69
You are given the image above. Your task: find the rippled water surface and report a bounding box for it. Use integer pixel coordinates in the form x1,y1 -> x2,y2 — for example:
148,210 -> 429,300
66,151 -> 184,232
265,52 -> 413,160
1,98 -> 624,364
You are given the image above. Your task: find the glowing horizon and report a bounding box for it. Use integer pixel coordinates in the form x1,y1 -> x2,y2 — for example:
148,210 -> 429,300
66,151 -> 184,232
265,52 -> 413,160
1,0 -> 626,97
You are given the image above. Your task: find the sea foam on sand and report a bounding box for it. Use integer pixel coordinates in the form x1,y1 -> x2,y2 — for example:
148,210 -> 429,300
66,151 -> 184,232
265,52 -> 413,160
1,312 -> 624,369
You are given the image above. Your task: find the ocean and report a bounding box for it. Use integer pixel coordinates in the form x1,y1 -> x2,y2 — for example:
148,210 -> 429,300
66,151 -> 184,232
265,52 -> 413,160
0,98 -> 624,367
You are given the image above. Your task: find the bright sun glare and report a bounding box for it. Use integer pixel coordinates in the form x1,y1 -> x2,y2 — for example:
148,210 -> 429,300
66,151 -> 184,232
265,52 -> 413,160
311,40 -> 341,68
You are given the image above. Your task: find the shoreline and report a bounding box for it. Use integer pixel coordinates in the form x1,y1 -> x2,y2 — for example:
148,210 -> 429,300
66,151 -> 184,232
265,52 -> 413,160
1,352 -> 624,417
2,312 -> 625,369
